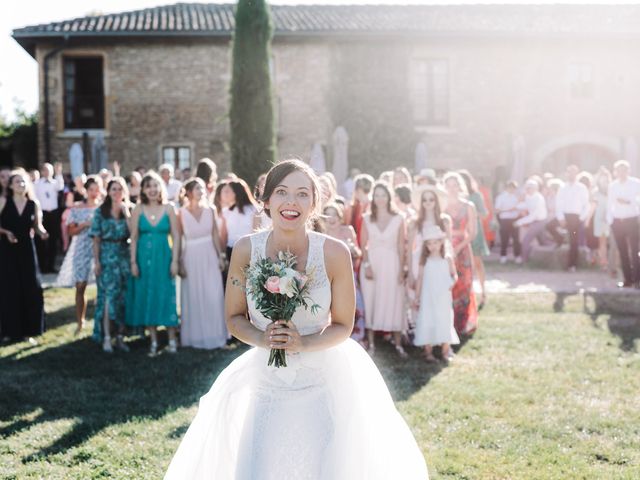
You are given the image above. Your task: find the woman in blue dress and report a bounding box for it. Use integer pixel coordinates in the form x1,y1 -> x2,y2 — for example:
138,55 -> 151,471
90,177 -> 131,353
126,171 -> 180,356
57,176 -> 101,334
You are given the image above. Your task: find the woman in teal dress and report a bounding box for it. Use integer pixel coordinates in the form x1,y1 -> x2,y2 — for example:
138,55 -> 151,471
90,177 -> 131,352
459,170 -> 490,309
126,171 -> 180,356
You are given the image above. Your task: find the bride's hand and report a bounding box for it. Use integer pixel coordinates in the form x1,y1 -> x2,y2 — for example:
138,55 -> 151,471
269,320 -> 303,353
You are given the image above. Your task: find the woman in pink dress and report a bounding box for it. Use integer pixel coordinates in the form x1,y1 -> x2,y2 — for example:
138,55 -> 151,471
443,172 -> 479,336
359,182 -> 407,357
178,178 -> 228,349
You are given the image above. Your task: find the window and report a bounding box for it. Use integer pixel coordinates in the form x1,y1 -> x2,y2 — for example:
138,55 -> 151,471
162,146 -> 191,170
410,59 -> 450,126
568,63 -> 594,99
63,57 -> 105,129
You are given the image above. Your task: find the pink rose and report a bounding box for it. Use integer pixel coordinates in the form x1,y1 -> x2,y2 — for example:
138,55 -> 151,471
265,276 -> 281,294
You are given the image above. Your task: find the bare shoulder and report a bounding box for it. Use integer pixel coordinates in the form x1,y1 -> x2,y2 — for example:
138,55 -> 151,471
131,203 -> 142,216
231,235 -> 252,263
340,224 -> 355,238
321,234 -> 351,275
441,213 -> 452,225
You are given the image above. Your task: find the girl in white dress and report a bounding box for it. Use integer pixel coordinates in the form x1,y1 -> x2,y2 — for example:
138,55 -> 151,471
164,159 -> 428,480
177,178 -> 228,349
413,225 -> 460,363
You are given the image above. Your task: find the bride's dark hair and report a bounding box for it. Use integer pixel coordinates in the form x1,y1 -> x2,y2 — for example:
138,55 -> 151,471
261,158 -> 321,221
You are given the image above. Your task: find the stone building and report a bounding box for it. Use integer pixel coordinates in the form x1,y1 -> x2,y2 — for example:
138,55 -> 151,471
12,3 -> 640,182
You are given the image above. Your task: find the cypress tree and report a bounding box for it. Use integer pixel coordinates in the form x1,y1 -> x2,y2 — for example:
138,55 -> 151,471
229,0 -> 276,186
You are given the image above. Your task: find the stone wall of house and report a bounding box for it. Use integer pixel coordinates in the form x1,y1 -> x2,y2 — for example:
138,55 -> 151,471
36,34 -> 640,180
320,36 -> 640,178
272,39 -> 333,168
37,38 -> 233,175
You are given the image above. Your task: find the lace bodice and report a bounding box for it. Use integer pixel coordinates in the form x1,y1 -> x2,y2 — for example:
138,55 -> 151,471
247,230 -> 332,336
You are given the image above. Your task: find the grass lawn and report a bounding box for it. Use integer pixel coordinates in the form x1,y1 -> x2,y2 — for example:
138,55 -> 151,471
1,287 -> 639,479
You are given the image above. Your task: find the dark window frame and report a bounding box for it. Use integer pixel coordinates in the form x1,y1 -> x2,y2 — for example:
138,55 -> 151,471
63,56 -> 105,130
410,58 -> 450,127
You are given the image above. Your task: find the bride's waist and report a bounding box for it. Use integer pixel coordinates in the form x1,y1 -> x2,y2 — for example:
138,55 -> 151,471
249,318 -> 328,337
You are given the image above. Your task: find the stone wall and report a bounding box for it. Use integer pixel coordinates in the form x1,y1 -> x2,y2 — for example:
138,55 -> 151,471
36,34 -> 640,179
37,38 -> 233,174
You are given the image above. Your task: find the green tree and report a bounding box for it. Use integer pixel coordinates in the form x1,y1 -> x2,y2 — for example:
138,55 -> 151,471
229,0 -> 276,186
0,107 -> 38,168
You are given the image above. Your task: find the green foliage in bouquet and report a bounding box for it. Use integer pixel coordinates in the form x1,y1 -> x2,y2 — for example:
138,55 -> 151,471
244,251 -> 320,368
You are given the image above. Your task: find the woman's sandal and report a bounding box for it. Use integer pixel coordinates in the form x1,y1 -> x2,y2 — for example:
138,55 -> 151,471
395,345 -> 408,359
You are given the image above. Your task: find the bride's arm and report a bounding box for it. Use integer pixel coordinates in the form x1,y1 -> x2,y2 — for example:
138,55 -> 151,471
225,236 -> 272,348
298,237 -> 355,352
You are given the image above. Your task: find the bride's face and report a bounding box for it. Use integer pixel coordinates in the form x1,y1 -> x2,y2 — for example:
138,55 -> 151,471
266,171 -> 314,230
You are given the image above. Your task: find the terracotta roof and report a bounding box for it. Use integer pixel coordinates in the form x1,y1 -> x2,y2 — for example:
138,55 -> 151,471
13,3 -> 640,56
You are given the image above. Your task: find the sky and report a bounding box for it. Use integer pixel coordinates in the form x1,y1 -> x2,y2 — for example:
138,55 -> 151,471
2,0 -> 640,121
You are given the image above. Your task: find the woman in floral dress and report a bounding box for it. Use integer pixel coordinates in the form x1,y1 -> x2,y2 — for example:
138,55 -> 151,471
444,172 -> 479,336
90,177 -> 131,353
57,176 -> 101,334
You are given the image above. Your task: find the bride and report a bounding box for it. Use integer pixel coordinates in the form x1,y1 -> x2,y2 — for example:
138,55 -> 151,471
164,159 -> 428,479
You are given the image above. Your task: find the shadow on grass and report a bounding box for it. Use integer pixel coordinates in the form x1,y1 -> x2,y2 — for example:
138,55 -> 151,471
45,298 -> 95,331
0,326 -> 460,464
0,332 -> 246,464
582,291 -> 640,353
369,332 -> 473,402
585,315 -> 640,353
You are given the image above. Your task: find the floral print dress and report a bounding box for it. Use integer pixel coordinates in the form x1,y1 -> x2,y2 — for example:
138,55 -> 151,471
56,206 -> 97,286
89,210 -> 131,341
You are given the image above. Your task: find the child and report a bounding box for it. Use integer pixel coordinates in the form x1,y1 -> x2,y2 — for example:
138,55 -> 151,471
413,225 -> 460,363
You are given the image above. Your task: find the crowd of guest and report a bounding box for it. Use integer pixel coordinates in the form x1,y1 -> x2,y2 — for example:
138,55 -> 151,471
0,157 -> 638,362
493,160 -> 640,289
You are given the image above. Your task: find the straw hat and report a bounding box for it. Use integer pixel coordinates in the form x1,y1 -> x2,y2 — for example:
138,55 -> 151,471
411,184 -> 448,212
422,224 -> 447,241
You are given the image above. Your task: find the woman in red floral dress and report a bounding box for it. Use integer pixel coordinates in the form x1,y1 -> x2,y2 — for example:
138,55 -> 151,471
443,172 -> 479,336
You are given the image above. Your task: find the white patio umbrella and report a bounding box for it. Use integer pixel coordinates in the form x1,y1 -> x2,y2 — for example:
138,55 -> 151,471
309,141 -> 326,174
332,126 -> 349,189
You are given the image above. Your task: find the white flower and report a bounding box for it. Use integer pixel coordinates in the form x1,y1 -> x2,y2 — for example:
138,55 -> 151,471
279,273 -> 297,298
283,267 -> 297,278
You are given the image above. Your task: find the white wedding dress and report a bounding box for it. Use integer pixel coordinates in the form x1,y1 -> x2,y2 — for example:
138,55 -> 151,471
164,230 -> 428,480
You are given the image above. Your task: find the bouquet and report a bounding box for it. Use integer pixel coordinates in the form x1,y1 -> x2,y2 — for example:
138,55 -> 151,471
244,250 -> 320,368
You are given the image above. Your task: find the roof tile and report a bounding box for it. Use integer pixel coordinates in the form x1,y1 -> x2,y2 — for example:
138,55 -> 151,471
13,2 -> 640,41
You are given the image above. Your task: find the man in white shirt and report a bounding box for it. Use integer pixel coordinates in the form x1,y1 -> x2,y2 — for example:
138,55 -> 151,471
555,164 -> 590,272
607,160 -> 640,288
159,164 -> 183,204
515,179 -> 548,262
494,180 -> 522,263
34,162 -> 65,273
